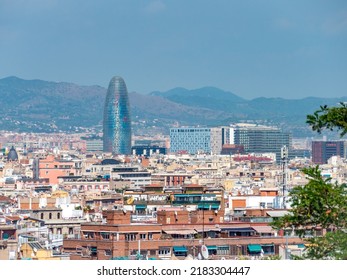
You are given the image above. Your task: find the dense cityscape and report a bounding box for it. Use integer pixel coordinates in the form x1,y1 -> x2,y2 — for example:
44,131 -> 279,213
1,75 -> 345,261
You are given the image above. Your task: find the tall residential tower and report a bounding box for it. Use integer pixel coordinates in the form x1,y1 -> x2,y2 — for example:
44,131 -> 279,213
103,76 -> 132,154
311,141 -> 346,164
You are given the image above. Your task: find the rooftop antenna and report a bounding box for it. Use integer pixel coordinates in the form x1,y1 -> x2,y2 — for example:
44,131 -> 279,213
281,145 -> 288,209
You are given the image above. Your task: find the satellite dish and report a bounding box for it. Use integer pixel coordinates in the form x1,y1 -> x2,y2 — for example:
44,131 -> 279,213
197,252 -> 202,260
221,257 -> 226,260
201,245 -> 209,259
127,196 -> 134,204
123,208 -> 127,214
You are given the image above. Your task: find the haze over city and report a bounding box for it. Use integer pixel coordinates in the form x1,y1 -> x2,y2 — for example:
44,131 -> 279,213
1,0 -> 346,99
1,0 -> 347,273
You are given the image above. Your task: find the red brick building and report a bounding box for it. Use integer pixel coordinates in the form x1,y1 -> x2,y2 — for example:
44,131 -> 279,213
63,209 -> 303,260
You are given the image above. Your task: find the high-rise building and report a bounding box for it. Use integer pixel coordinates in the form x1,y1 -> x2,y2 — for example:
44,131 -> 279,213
312,141 -> 345,164
86,138 -> 103,153
103,76 -> 132,155
230,123 -> 292,162
170,127 -> 211,154
169,124 -> 291,159
169,127 -> 227,155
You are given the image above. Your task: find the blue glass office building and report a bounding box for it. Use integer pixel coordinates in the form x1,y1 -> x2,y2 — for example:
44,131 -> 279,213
170,127 -> 212,154
103,76 -> 132,154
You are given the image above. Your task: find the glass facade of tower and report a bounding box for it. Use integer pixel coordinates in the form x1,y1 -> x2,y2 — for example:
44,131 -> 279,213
231,124 -> 291,162
103,76 -> 132,154
170,128 -> 212,154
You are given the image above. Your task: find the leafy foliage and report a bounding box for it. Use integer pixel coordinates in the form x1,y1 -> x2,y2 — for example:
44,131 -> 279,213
305,102 -> 347,259
271,167 -> 347,259
303,230 -> 347,260
306,102 -> 347,136
272,167 -> 347,236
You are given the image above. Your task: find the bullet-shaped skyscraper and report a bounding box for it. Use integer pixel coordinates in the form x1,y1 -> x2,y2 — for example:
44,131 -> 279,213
103,76 -> 132,154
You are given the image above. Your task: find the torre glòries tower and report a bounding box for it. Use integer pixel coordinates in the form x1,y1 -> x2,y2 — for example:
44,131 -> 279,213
103,76 -> 132,155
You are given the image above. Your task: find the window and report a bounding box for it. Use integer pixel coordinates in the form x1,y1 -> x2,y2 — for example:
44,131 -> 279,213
57,213 -> 61,219
101,232 -> 110,239
90,247 -> 97,257
140,233 -> 146,240
105,249 -> 112,256
149,250 -> 156,256
217,246 -> 230,255
125,234 -> 136,241
158,248 -> 171,255
261,244 -> 274,254
148,233 -> 153,240
40,213 -> 44,219
49,213 -> 52,219
83,232 -> 94,239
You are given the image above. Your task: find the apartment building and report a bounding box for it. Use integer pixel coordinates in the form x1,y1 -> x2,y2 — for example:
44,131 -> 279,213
63,209 -> 303,260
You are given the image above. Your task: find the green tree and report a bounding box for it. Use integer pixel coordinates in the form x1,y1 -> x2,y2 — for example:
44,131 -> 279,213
306,102 -> 347,136
304,230 -> 347,260
271,167 -> 347,259
271,103 -> 347,259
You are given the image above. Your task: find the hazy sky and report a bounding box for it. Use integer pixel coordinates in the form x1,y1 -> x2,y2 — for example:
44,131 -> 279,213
1,0 -> 346,99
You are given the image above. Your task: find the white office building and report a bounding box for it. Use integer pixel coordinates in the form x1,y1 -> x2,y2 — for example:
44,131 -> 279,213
170,127 -> 227,155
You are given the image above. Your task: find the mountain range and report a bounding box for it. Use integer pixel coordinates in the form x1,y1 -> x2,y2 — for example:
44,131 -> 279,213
0,76 -> 345,137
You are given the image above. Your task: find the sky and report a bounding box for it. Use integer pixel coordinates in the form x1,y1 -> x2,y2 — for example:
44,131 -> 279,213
0,0 -> 346,99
